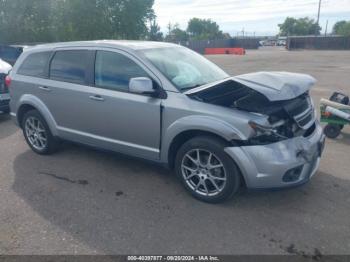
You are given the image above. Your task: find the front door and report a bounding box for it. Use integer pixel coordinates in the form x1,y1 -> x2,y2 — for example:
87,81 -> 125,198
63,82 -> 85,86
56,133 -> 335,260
86,50 -> 162,160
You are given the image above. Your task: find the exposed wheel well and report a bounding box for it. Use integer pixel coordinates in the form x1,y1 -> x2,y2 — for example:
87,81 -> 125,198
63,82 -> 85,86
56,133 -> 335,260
167,130 -> 230,169
17,104 -> 36,128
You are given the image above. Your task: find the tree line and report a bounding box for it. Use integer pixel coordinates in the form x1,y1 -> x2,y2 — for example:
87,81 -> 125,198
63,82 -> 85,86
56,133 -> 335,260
0,0 -> 349,44
0,0 -> 227,44
163,18 -> 229,42
332,21 -> 350,36
278,17 -> 350,37
0,0 -> 155,44
153,17 -> 350,42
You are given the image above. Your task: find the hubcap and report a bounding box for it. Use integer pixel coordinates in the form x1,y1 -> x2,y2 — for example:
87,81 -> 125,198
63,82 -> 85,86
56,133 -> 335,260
181,149 -> 227,197
25,117 -> 47,151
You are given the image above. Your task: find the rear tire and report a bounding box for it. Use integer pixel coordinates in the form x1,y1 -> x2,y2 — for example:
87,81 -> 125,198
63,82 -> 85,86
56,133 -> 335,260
22,110 -> 59,155
324,124 -> 341,139
175,136 -> 241,203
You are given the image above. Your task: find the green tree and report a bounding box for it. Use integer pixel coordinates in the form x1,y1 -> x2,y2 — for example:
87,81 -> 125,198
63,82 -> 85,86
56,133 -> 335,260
0,0 -> 56,43
0,0 -> 155,43
165,23 -> 188,42
55,0 -> 155,40
278,17 -> 321,36
187,18 -> 223,40
172,27 -> 189,41
148,18 -> 163,41
53,0 -> 107,41
333,20 -> 350,36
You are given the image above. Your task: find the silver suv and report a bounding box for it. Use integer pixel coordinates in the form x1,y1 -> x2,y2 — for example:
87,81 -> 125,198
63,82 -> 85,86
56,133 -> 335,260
9,41 -> 325,203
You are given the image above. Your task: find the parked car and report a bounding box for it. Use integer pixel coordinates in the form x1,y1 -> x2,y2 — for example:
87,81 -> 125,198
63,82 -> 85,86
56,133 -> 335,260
277,40 -> 287,46
0,59 -> 12,113
0,45 -> 26,66
8,41 -> 325,203
259,40 -> 277,46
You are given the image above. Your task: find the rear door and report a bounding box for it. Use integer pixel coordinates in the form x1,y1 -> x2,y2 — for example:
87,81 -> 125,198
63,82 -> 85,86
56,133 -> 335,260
34,49 -> 96,135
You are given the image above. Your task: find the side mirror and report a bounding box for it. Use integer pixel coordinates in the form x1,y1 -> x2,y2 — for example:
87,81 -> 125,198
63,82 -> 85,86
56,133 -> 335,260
129,77 -> 155,95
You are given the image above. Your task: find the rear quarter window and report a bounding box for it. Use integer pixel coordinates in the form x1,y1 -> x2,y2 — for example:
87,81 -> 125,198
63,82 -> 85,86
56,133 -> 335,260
17,52 -> 51,78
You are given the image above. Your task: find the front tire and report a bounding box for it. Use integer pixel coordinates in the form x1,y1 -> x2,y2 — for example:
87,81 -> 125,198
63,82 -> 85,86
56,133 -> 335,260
175,136 -> 241,203
22,110 -> 59,155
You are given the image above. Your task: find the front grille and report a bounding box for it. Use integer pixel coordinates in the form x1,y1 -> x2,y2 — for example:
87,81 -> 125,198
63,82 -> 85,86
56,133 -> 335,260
296,109 -> 314,127
0,73 -> 8,94
285,95 -> 315,129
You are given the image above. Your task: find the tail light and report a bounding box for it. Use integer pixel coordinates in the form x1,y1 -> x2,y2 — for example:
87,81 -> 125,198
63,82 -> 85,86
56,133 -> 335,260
5,75 -> 11,87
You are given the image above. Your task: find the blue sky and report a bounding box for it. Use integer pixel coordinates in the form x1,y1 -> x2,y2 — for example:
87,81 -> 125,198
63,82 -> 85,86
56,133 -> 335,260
154,0 -> 350,36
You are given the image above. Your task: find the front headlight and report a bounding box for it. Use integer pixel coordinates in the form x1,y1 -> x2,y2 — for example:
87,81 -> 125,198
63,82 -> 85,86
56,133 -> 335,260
248,121 -> 276,136
248,120 -> 288,144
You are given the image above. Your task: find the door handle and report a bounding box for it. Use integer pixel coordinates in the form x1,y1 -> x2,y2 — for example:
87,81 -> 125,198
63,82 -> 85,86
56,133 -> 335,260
89,95 -> 105,102
38,86 -> 51,92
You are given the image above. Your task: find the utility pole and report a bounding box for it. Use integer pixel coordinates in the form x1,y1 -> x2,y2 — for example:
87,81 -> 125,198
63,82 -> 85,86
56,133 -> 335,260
167,22 -> 172,36
325,20 -> 328,36
315,0 -> 322,35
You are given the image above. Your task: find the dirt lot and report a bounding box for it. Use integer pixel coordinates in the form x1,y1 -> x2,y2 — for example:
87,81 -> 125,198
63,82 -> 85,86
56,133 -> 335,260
0,47 -> 349,255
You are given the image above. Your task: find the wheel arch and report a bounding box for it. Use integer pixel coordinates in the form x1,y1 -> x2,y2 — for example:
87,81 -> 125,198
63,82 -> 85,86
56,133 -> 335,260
161,115 -> 246,166
166,129 -> 232,169
16,95 -> 58,136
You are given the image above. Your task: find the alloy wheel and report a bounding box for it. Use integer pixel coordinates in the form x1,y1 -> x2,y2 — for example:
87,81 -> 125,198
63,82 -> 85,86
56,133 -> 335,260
181,149 -> 227,196
25,116 -> 48,151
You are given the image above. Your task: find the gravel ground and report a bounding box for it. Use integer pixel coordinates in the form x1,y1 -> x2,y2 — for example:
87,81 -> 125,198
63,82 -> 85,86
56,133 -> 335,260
0,47 -> 349,255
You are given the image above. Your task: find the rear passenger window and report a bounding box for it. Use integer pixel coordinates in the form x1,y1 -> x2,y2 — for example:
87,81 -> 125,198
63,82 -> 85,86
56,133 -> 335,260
17,52 -> 51,77
95,51 -> 149,92
50,50 -> 90,85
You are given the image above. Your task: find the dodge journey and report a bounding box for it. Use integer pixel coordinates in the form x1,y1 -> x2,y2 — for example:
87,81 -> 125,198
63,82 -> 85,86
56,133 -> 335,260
8,41 -> 325,203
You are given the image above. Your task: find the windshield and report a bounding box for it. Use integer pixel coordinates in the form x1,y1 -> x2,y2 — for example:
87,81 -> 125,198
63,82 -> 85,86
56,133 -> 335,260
140,47 -> 229,91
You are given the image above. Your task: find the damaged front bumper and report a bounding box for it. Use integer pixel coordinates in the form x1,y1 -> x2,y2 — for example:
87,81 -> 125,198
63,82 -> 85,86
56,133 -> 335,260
224,122 -> 325,189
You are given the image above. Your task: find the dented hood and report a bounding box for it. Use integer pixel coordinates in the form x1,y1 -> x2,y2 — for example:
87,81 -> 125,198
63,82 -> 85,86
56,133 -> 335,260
186,71 -> 316,101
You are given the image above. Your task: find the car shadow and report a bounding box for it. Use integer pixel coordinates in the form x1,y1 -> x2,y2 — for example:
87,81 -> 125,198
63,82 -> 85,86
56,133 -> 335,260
0,114 -> 18,140
12,145 -> 350,254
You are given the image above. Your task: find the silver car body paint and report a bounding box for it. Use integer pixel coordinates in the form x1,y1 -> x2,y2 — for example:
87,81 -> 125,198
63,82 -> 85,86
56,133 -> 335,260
9,41 -> 325,189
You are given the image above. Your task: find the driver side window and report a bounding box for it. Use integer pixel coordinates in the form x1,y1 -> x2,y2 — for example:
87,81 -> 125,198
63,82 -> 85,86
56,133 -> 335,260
95,51 -> 149,92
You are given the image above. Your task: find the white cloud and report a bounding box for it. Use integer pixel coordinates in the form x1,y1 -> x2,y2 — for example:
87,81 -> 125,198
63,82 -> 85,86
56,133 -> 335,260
154,0 -> 350,35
